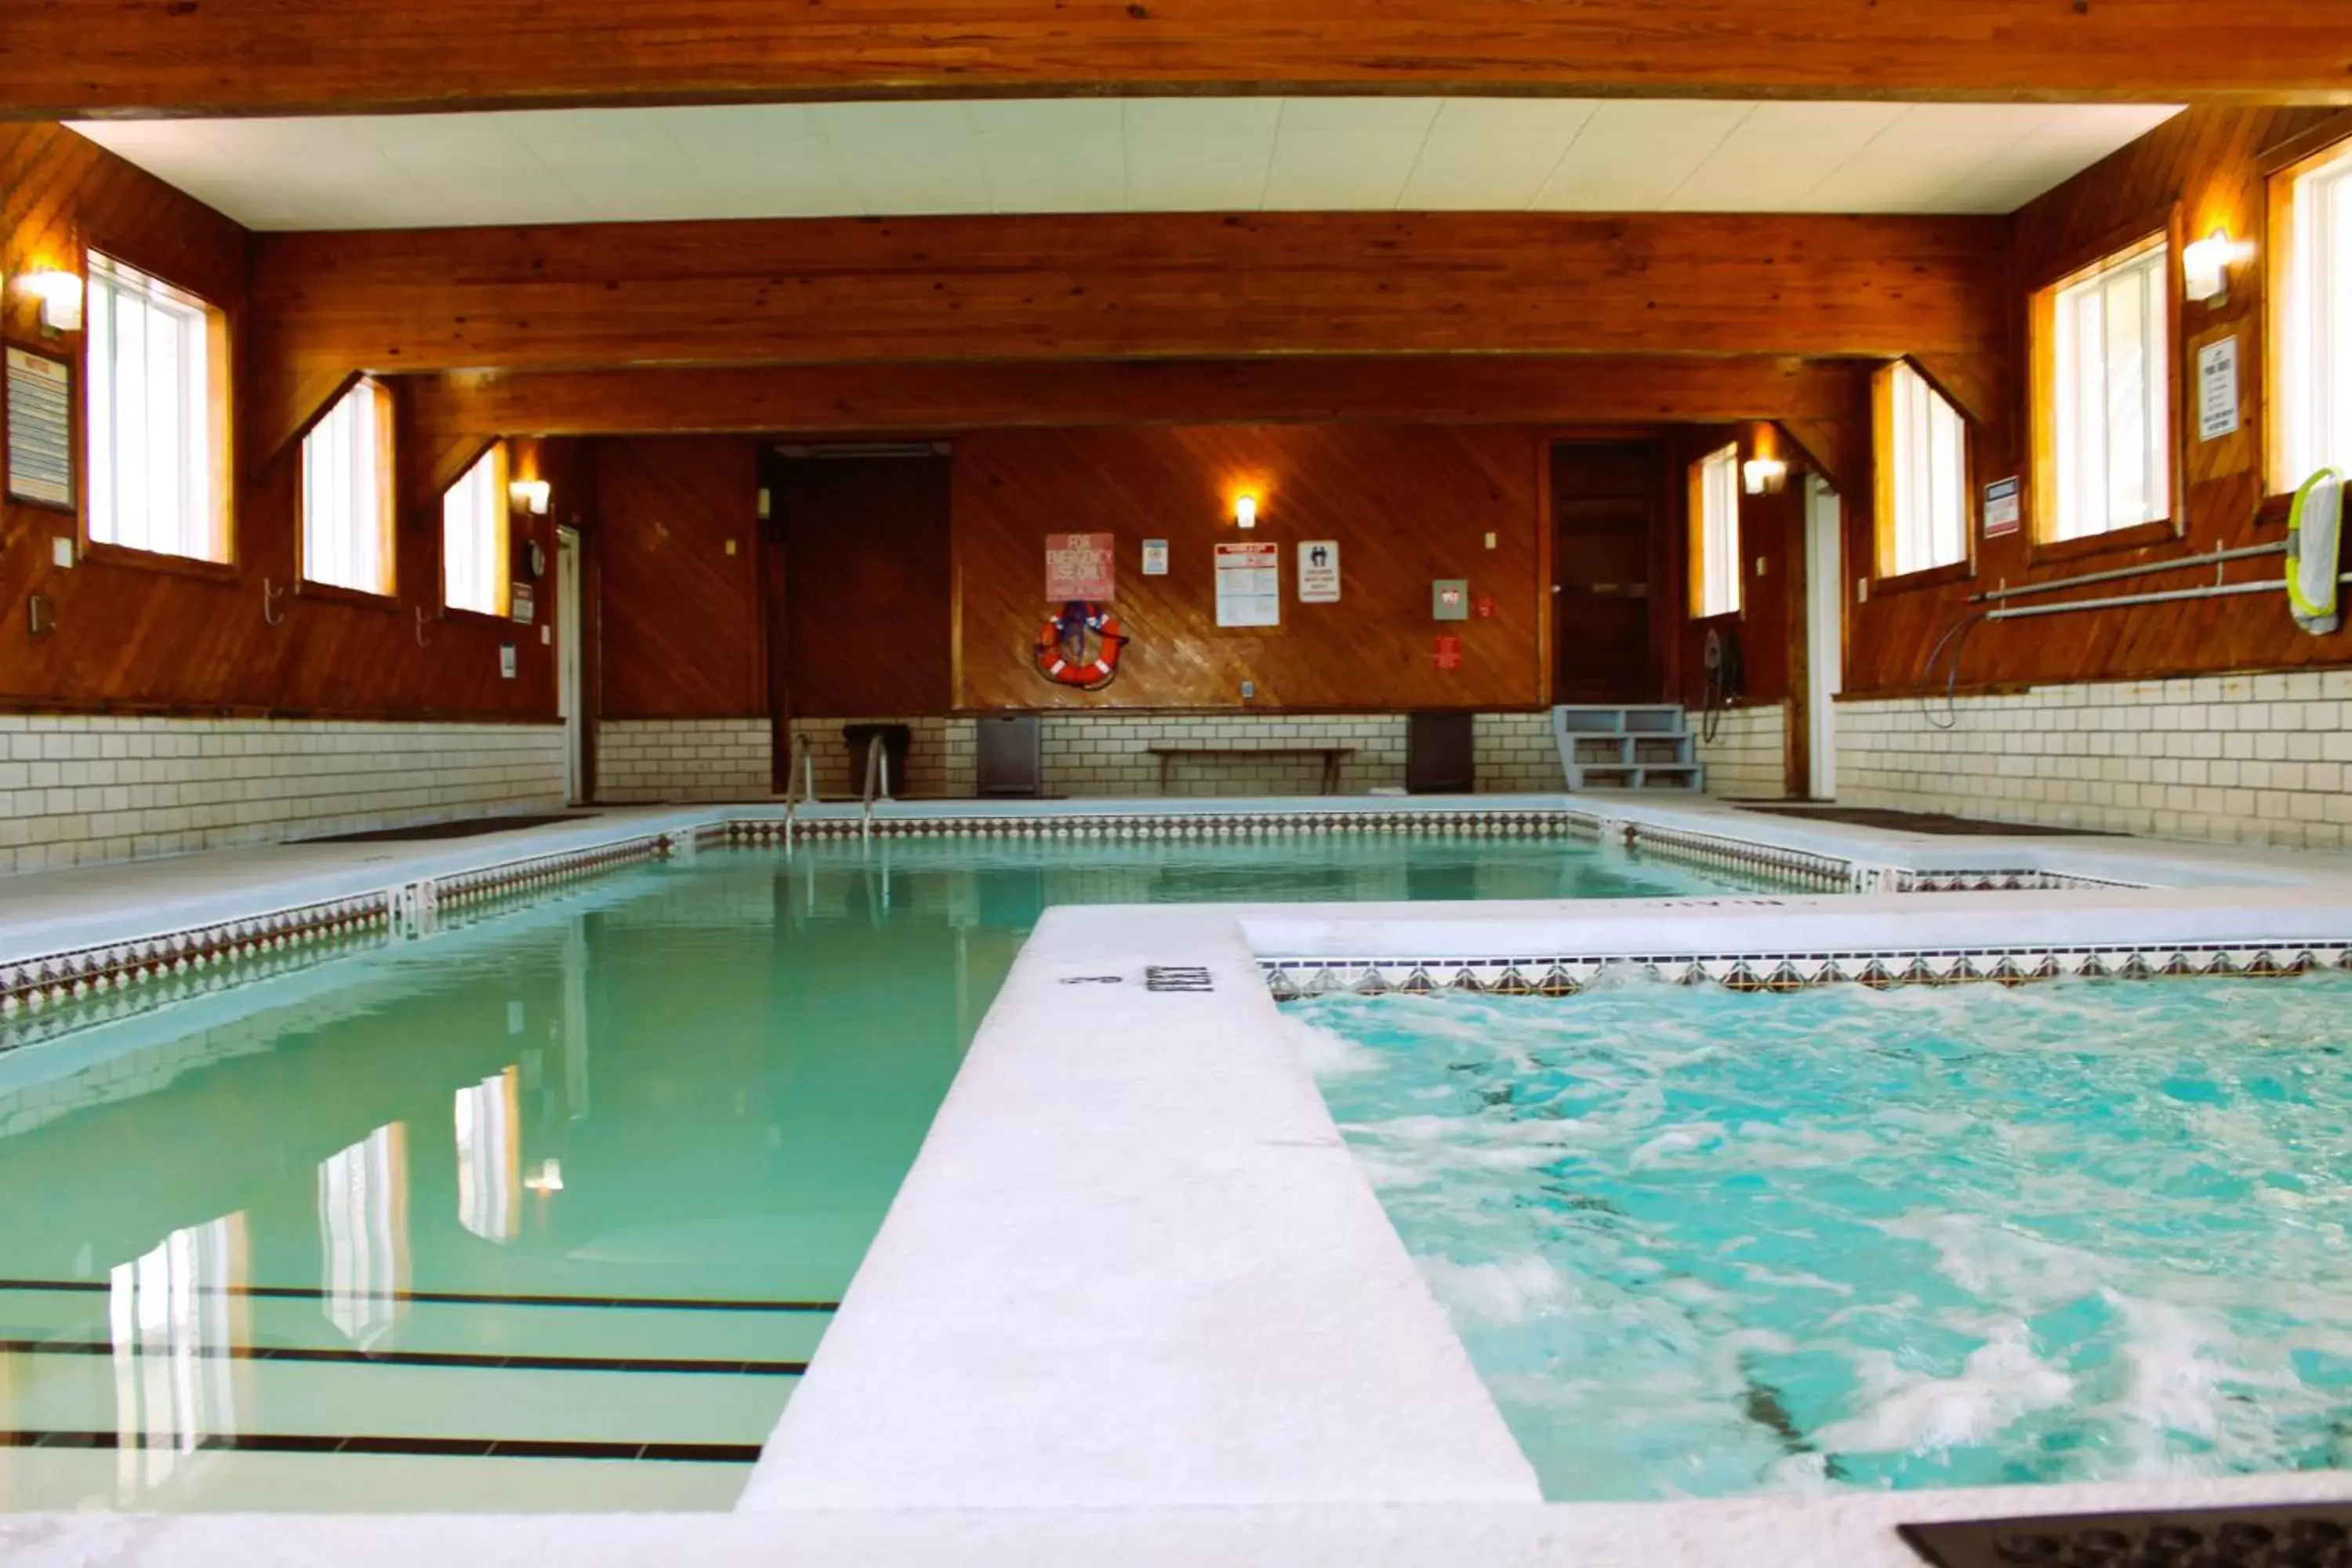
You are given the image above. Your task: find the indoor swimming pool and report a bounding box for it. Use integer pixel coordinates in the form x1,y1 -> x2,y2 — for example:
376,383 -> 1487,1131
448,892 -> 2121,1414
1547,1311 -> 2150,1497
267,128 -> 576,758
0,827 -> 1764,1512
1298,976 -> 2352,1501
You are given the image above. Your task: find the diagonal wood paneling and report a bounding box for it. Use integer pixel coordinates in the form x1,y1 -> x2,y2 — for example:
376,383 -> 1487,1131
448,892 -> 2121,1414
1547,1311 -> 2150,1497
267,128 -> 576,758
594,436 -> 766,718
2,123 -> 575,719
4,1 -> 2345,117
955,424 -> 1545,712
247,210 -> 2012,460
774,454 -> 953,720
408,355 -> 1871,439
1846,106 -> 2352,699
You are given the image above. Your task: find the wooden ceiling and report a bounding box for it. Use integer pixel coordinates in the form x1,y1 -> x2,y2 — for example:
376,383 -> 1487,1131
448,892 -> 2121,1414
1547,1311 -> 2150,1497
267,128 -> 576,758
3,1 -> 2344,118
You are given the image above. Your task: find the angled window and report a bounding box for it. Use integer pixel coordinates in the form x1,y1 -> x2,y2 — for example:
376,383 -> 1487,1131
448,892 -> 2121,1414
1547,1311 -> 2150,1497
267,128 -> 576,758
1876,361 -> 1970,577
2278,138 -> 2352,487
85,252 -> 230,562
300,379 -> 394,596
2034,237 -> 2173,542
442,444 -> 509,617
1689,442 -> 1742,619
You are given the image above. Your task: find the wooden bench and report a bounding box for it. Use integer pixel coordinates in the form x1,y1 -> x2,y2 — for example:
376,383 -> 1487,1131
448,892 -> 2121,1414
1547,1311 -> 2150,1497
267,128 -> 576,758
1145,745 -> 1357,796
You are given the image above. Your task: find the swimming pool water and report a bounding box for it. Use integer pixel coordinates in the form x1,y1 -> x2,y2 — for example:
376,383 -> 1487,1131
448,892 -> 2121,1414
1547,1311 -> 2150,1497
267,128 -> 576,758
0,829 -> 1748,1512
1297,976 -> 2352,1501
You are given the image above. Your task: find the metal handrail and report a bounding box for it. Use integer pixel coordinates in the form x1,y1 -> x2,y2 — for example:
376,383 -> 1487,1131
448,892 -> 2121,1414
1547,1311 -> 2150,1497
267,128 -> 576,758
1969,541 -> 2286,604
859,734 -> 892,844
782,731 -> 817,849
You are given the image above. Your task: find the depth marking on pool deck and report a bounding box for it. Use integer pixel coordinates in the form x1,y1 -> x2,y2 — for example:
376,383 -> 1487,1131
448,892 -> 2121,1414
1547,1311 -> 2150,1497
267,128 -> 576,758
0,1339 -> 807,1376
0,1432 -> 763,1463
0,1279 -> 837,1312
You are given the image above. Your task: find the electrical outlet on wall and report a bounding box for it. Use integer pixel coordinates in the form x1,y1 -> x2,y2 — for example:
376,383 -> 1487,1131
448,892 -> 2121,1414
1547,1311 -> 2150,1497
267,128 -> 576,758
50,537 -> 74,568
1240,680 -> 1256,700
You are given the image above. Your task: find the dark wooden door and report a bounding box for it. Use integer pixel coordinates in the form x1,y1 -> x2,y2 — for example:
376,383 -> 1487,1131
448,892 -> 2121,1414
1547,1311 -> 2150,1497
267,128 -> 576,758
1551,441 -> 1663,702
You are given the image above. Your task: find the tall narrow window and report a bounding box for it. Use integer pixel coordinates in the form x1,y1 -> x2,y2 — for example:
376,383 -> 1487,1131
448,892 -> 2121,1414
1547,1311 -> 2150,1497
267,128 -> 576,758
443,444 -> 509,616
1690,442 -> 1742,619
85,252 -> 229,562
2279,140 -> 2352,486
1876,361 -> 1970,577
2038,238 -> 2172,542
300,379 -> 394,595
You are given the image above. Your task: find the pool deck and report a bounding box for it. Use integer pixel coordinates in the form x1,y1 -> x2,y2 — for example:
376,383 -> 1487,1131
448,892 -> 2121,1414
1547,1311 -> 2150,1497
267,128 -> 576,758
5,793 -> 2352,1558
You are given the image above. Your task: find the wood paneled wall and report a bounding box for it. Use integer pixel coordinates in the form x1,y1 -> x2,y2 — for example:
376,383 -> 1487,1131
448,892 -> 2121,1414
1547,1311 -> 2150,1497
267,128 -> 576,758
9,0 -> 2345,118
593,437 -> 766,720
954,424 -> 1544,712
1,124 -> 571,720
1844,106 -> 2352,698
248,211 -> 2010,459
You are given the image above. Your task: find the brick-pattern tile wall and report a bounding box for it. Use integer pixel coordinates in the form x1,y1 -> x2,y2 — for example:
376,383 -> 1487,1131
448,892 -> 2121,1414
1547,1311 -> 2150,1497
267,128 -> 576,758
1472,712 -> 1563,793
783,717 -> 977,800
596,719 -> 770,804
1040,713 -> 1409,797
0,716 -> 564,877
1838,671 -> 2352,848
1697,703 -> 1788,800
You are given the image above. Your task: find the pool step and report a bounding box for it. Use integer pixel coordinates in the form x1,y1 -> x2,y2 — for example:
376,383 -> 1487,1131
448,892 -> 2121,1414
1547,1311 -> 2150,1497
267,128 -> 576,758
1551,706 -> 1704,793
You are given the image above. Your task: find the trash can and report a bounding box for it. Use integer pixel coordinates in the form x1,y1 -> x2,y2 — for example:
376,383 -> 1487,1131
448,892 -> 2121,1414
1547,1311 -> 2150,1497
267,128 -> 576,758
842,723 -> 913,798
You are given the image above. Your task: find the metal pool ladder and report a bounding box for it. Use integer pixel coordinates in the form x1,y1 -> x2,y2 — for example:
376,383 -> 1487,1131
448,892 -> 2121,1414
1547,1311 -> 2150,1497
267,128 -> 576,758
782,731 -> 817,850
859,733 -> 893,844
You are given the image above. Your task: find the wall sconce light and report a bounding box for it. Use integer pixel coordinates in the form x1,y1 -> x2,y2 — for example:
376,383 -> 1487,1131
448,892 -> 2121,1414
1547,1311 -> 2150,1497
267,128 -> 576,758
1742,458 -> 1788,496
509,478 -> 552,516
2183,230 -> 2251,306
23,270 -> 83,334
1233,494 -> 1258,529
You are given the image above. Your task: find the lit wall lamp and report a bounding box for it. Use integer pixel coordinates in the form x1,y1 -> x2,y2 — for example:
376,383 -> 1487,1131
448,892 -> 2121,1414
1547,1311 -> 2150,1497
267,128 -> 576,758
1742,457 -> 1788,496
509,478 -> 552,516
2183,230 -> 2252,306
1233,494 -> 1258,529
23,270 -> 83,334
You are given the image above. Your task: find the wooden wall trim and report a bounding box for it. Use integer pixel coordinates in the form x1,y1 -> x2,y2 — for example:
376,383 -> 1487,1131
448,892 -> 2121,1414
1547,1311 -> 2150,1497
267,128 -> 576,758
5,2 -> 2347,118
249,210 -> 2010,459
411,356 -> 1876,439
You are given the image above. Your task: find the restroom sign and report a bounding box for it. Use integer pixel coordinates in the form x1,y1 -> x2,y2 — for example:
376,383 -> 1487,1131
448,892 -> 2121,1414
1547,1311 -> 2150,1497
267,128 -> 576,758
1298,540 -> 1341,603
1046,533 -> 1116,601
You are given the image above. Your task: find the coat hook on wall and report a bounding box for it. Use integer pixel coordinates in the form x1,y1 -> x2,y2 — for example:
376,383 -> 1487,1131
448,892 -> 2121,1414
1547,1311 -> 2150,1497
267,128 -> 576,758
262,578 -> 289,626
415,605 -> 435,648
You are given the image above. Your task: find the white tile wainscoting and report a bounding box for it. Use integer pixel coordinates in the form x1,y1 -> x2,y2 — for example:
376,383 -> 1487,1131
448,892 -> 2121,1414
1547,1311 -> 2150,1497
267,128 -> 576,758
0,716 -> 566,876
595,718 -> 772,803
1838,670 -> 2352,848
1694,702 -> 1788,800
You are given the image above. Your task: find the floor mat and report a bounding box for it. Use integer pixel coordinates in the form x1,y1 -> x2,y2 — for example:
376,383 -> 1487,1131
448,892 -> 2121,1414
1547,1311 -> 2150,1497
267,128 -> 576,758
1733,804 -> 2117,837
295,813 -> 595,844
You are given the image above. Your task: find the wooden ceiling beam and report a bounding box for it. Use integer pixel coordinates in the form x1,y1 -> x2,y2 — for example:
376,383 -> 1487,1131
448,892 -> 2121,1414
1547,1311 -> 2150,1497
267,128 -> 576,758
5,1 -> 2346,118
248,209 -> 2009,458
407,356 -> 1874,438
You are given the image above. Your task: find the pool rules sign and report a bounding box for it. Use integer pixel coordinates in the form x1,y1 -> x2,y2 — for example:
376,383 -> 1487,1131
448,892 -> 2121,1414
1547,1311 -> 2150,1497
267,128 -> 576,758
1297,540 -> 1341,603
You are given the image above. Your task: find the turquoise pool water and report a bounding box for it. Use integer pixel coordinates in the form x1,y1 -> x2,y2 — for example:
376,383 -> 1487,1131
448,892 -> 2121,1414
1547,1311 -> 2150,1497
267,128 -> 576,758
0,829 -> 1751,1512
1298,977 -> 2352,1501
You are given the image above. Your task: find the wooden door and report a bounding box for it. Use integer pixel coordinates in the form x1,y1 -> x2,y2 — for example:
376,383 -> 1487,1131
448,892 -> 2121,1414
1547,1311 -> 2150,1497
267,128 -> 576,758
1551,441 -> 1663,702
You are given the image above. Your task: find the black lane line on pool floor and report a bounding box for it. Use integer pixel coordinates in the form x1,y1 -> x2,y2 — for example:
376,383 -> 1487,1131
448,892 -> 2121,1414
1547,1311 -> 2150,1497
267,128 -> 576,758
0,1279 -> 837,1312
0,1432 -> 763,1463
0,1339 -> 807,1376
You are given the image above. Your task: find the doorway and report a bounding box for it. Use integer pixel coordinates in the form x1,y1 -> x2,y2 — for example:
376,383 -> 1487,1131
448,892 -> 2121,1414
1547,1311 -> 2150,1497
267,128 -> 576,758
557,525 -> 584,803
1802,474 -> 1842,799
1550,441 -> 1664,702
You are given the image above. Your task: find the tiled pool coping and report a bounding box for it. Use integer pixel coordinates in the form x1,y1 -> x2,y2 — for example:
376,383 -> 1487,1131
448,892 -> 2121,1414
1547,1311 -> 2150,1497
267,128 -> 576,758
5,794 -> 2352,1558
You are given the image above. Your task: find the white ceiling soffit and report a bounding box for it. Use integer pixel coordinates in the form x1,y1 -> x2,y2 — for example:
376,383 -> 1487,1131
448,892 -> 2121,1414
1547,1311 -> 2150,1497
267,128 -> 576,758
69,98 -> 2183,232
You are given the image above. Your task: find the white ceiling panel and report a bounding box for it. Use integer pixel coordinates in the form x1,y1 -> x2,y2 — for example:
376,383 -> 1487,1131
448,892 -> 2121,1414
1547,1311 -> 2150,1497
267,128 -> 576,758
64,96 -> 2183,231
1666,101 -> 1908,211
1533,100 -> 1758,211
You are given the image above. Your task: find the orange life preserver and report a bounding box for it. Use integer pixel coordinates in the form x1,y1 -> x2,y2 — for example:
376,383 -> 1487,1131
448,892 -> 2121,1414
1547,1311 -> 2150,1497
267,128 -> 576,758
1035,601 -> 1127,691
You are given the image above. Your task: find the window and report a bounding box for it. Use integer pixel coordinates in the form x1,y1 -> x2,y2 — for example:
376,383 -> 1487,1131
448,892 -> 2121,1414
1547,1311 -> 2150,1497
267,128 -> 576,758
442,444 -> 509,616
2278,139 -> 2352,486
1875,361 -> 1970,577
85,252 -> 229,562
2037,238 -> 2173,542
1689,442 -> 1741,619
300,379 -> 394,596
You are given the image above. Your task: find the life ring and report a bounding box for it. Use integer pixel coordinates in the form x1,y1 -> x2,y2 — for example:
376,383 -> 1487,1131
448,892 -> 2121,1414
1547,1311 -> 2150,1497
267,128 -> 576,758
1034,601 -> 1127,691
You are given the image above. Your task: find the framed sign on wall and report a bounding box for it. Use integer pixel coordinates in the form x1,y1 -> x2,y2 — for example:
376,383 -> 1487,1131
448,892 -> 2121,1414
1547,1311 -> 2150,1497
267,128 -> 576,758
5,345 -> 75,511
